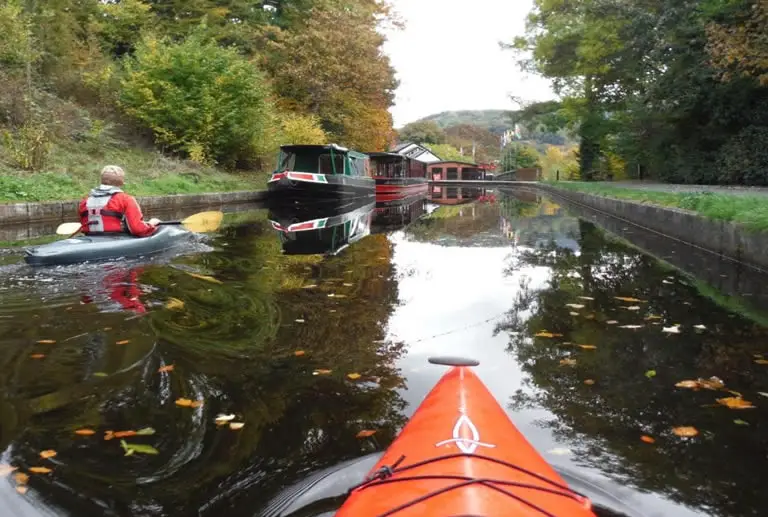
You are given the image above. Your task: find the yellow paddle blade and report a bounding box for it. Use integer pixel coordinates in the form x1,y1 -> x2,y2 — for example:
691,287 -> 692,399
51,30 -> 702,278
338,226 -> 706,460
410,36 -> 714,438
56,222 -> 83,235
180,211 -> 223,233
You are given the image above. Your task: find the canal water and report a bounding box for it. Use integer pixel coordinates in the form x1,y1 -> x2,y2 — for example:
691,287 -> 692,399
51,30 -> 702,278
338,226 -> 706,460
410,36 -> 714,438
2,188 -> 768,516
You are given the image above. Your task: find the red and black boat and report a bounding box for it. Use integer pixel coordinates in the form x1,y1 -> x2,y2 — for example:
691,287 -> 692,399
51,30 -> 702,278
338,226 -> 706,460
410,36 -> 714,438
368,152 -> 429,202
268,144 -> 374,200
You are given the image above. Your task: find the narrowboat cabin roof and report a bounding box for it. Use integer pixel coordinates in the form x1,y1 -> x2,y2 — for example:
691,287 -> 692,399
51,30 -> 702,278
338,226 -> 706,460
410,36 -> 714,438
280,143 -> 349,153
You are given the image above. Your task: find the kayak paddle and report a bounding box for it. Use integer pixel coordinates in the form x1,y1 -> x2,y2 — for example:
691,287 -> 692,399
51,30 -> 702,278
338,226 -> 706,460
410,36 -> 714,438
55,210 -> 224,236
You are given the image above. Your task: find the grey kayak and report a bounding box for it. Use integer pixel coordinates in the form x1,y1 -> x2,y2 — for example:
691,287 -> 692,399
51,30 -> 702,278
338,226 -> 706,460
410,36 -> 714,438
24,226 -> 193,266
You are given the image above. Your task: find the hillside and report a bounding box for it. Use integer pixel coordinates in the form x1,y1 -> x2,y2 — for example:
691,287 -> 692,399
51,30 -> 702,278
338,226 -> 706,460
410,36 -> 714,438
417,110 -> 515,135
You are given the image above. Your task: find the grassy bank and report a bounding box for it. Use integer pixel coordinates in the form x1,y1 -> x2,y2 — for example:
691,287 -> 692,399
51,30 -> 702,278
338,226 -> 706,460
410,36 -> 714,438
0,140 -> 269,204
549,182 -> 768,232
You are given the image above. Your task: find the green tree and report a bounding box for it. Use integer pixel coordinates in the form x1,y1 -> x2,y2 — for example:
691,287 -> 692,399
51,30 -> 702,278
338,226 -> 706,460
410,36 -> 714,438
501,143 -> 540,171
120,31 -> 275,167
398,120 -> 446,145
424,143 -> 471,162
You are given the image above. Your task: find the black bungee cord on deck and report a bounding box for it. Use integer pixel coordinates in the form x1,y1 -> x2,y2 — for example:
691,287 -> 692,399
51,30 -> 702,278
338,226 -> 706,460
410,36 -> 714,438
345,453 -> 591,517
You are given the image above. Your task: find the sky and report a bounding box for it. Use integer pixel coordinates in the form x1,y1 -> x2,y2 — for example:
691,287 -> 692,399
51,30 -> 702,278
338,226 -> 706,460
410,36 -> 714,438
383,0 -> 556,128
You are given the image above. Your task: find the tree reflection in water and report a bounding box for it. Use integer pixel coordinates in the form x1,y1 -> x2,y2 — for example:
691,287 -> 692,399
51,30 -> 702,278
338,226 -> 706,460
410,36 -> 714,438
495,195 -> 768,517
0,211 -> 407,516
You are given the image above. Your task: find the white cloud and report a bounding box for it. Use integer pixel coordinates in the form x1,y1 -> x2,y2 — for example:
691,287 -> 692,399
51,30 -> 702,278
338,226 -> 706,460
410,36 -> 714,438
383,0 -> 556,127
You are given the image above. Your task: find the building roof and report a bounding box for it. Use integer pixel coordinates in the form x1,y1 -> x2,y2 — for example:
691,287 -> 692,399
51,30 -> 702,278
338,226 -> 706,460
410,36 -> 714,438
427,160 -> 479,167
389,142 -> 442,162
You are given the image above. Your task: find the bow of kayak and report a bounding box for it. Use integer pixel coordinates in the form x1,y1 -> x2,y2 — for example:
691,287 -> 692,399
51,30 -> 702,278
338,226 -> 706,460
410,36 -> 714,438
336,357 -> 596,517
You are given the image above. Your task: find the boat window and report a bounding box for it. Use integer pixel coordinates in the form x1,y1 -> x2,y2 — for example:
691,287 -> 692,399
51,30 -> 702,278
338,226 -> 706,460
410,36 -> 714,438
277,151 -> 296,171
349,157 -> 369,176
319,153 -> 345,174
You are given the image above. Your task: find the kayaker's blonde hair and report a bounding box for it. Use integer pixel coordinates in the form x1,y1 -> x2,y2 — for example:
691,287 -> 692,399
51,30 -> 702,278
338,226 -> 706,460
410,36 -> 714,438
101,165 -> 125,187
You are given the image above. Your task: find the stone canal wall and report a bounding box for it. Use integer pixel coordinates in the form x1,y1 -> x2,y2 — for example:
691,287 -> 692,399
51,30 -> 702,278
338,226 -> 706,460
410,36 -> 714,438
0,190 -> 268,225
534,184 -> 768,271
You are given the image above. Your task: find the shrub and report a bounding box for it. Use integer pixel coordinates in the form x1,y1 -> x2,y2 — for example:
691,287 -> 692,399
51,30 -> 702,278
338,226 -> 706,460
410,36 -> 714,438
1,121 -> 52,171
119,30 -> 275,168
279,112 -> 328,146
717,126 -> 768,185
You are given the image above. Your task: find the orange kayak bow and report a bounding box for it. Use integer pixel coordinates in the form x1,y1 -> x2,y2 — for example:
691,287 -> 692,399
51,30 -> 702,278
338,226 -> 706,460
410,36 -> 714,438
336,357 -> 596,517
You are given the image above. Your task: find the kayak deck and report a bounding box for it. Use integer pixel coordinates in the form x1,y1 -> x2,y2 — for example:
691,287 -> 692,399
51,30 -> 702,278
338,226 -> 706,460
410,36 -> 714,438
25,226 -> 191,266
336,360 -> 595,517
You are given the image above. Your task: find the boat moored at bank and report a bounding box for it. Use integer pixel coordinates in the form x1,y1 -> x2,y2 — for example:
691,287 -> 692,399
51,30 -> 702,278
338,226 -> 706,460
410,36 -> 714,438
268,144 -> 374,200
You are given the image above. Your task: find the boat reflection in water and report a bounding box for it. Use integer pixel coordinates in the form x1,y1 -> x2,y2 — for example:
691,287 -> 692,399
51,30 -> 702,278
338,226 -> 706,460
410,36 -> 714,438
372,193 -> 429,234
429,185 -> 489,205
269,198 -> 375,256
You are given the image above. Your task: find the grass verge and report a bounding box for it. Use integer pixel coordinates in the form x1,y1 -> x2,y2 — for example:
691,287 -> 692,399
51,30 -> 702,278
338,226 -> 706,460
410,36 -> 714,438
0,140 -> 269,204
548,182 -> 768,232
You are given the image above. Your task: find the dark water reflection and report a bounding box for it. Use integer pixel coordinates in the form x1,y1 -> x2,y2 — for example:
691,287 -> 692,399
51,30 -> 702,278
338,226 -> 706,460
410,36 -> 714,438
1,190 -> 768,516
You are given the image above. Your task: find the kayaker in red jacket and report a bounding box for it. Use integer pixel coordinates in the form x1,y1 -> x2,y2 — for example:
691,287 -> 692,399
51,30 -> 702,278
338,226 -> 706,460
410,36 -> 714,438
79,165 -> 160,237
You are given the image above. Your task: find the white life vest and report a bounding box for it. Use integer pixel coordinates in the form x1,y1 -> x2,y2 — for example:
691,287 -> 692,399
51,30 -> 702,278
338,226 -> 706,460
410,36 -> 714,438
82,185 -> 125,233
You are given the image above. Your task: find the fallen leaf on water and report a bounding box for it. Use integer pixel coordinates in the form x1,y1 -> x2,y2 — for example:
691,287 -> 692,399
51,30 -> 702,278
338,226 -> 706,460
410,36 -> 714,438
136,427 -> 155,436
755,359 -> 768,365
578,344 -> 597,350
295,319 -> 305,323
578,296 -> 594,300
697,377 -> 725,390
675,380 -> 700,389
39,450 -> 56,459
75,429 -> 95,436
229,422 -> 245,430
313,369 -> 332,375
615,297 -> 645,303
157,365 -> 175,373
93,372 -> 108,377
547,448 -> 571,456
165,298 -> 185,310
115,340 -> 130,345
716,396 -> 755,409
103,327 -> 112,331
569,312 -> 579,316
620,325 -> 643,329
585,313 -> 595,320
624,306 -> 641,311
327,293 -> 336,298
559,358 -> 577,367
535,332 -> 555,338
733,419 -> 750,426
215,414 -> 236,425
15,486 -> 28,495
120,440 -> 159,455
29,467 -> 52,474
758,392 -> 768,398
113,431 -> 137,438
186,272 -> 223,284
662,326 -> 681,334
356,430 -> 376,438
30,354 -> 45,359
302,284 -> 318,289
584,379 -> 595,385
565,304 -> 585,309
0,464 -> 17,477
606,320 -> 619,325
694,324 -> 706,330
645,370 -> 657,379
175,398 -> 201,408
343,283 -> 353,287
672,426 -> 699,437
645,315 -> 662,321
294,350 -> 306,357
640,435 -> 655,444
14,472 -> 29,484
347,373 -> 362,380
36,340 -> 56,344
104,431 -> 115,441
